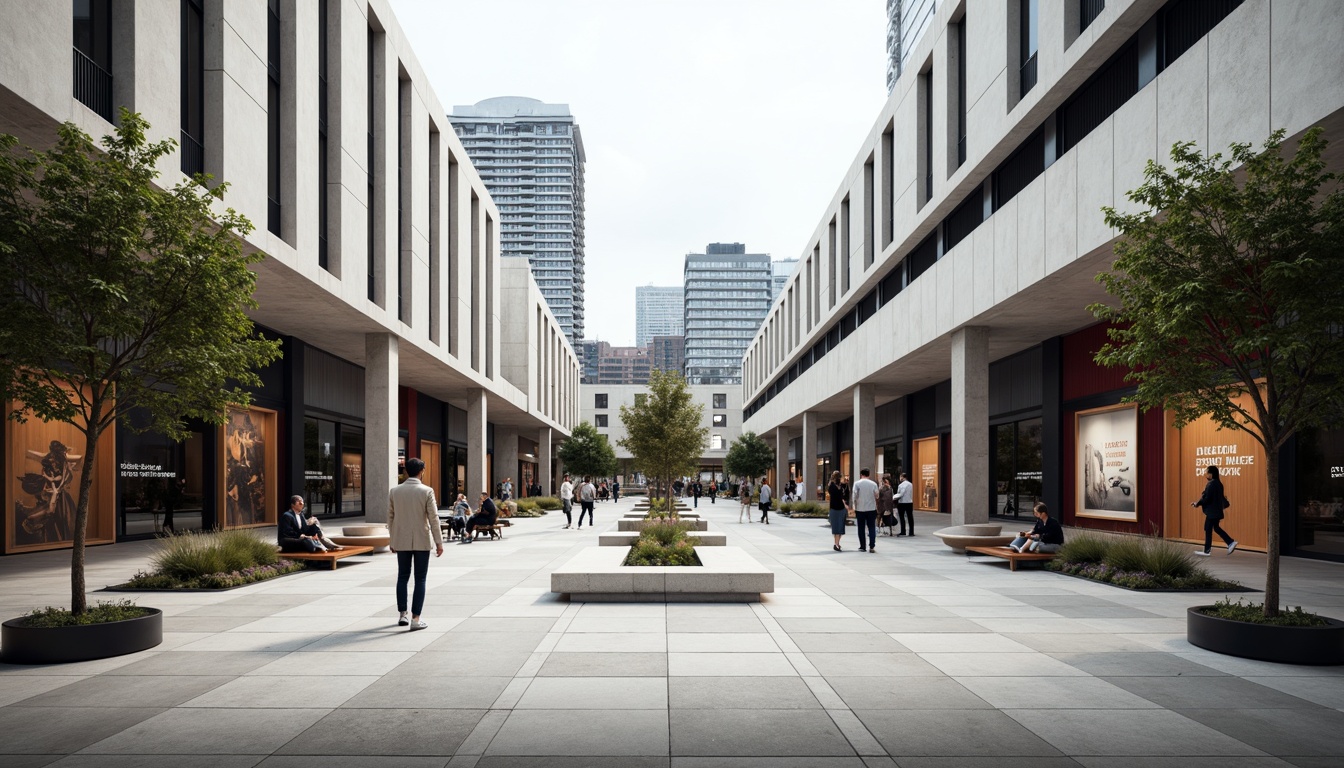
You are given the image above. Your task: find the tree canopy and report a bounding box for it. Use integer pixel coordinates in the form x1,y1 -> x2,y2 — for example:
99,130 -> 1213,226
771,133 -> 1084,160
724,431 -> 775,482
0,111 -> 282,613
617,370 -> 707,500
556,420 -> 618,480
1091,127 -> 1344,616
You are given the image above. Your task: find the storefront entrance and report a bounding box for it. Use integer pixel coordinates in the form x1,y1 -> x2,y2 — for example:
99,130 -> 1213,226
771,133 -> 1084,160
993,419 -> 1043,520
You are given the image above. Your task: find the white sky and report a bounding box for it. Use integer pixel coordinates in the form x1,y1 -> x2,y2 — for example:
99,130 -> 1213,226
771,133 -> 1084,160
389,0 -> 889,347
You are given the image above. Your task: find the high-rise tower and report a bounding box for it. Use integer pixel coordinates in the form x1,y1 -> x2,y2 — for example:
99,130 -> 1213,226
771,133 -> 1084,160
635,286 -> 684,348
683,243 -> 771,386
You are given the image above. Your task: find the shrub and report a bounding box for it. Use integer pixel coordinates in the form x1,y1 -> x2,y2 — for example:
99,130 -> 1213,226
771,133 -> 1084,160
1102,538 -> 1148,573
639,519 -> 695,546
121,560 -> 304,590
151,529 -> 278,582
24,600 -> 151,628
515,498 -> 541,512
625,539 -> 700,566
1138,537 -> 1196,579
1056,534 -> 1111,565
779,500 -> 827,517
1200,597 -> 1329,627
533,496 -> 562,510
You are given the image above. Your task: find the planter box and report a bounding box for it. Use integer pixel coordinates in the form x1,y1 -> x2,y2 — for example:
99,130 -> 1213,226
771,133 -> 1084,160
552,546 -> 773,602
1187,606 -> 1344,665
2,608 -> 163,664
618,519 -> 709,532
599,531 -> 726,547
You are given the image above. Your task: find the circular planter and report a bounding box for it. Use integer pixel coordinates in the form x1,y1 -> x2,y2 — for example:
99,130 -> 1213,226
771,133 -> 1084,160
1187,606 -> 1344,665
2,608 -> 162,665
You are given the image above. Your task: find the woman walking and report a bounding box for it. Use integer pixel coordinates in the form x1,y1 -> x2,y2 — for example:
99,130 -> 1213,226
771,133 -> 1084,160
878,474 -> 896,536
827,471 -> 848,551
739,478 -> 753,523
1191,465 -> 1238,556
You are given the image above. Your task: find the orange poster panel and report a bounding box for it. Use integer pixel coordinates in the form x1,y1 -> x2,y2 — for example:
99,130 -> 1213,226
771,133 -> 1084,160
220,405 -> 278,529
4,398 -> 116,554
1167,396 -> 1269,552
913,437 -> 940,512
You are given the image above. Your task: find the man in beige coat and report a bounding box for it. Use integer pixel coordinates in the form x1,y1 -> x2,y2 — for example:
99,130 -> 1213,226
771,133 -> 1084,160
388,457 -> 443,630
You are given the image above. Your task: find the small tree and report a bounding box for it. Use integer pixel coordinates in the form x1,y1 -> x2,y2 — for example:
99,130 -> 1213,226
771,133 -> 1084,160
1091,128 -> 1344,617
618,369 -> 707,502
724,431 -> 775,488
556,421 -> 618,481
0,112 -> 282,614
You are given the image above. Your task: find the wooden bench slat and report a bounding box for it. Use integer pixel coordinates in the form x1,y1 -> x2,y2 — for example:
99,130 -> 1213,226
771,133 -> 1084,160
277,545 -> 375,570
964,545 -> 1058,571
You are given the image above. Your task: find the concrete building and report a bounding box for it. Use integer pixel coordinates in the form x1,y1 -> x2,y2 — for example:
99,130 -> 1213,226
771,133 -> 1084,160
448,97 -> 586,345
772,259 -> 799,303
582,384 -> 743,483
650,335 -> 685,376
578,339 -> 608,384
635,285 -> 684,348
684,243 -> 771,386
743,0 -> 1344,562
0,0 -> 579,553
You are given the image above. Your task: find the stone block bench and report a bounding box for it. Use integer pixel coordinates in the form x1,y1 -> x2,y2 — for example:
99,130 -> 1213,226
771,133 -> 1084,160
599,531 -> 726,547
932,524 -> 1015,553
618,518 -> 709,532
965,545 -> 1058,571
277,545 -> 374,570
330,525 -> 390,552
551,546 -> 773,602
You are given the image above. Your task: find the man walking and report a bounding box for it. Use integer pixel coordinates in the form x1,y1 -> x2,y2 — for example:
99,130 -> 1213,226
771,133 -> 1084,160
692,480 -> 702,508
612,479 -> 620,503
388,457 -> 443,631
577,476 -> 596,529
559,473 -> 574,529
758,476 -> 772,524
895,472 -> 914,536
851,468 -> 880,553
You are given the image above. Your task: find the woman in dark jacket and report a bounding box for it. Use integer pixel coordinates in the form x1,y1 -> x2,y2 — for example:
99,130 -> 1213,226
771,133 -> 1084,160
1190,465 -> 1237,556
827,471 -> 848,551
877,474 -> 896,536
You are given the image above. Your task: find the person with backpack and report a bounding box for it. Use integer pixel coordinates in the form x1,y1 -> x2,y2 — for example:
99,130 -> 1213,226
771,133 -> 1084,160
758,476 -> 772,524
577,476 -> 597,529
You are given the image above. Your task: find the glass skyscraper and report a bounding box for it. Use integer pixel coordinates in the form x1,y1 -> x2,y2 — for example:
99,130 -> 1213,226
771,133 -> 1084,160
635,285 -> 684,348
683,243 -> 771,385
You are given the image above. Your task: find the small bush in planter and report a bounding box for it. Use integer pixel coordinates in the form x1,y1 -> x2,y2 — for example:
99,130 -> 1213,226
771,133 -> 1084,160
1102,538 -> 1148,572
23,599 -> 150,628
153,529 -> 278,581
625,539 -> 700,566
1200,597 -> 1329,627
1055,534 -> 1109,564
779,501 -> 827,517
513,499 -> 545,517
1049,534 -> 1241,591
532,496 -> 562,510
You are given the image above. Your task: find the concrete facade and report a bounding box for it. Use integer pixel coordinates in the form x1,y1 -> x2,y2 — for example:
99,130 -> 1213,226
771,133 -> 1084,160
582,384 -> 743,481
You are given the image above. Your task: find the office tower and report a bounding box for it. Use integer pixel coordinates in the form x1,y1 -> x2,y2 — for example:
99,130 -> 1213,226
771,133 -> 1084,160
650,335 -> 685,376
578,340 -> 609,384
448,97 -> 586,344
684,243 -> 771,385
635,286 -> 684,348
596,346 -> 652,385
887,0 -> 936,94
772,259 -> 798,303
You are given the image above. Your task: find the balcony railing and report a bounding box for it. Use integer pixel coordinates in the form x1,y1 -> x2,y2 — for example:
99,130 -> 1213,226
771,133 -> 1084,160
180,131 -> 204,177
73,48 -> 113,121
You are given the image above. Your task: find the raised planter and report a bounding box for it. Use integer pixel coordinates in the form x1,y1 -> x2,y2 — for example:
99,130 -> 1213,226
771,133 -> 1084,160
618,518 -> 709,532
599,531 -> 726,547
2,608 -> 163,664
552,546 -> 773,602
932,524 -> 1015,553
1187,606 -> 1344,665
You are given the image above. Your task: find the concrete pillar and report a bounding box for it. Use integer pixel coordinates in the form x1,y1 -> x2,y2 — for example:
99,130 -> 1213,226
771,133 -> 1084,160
539,427 -> 553,496
494,426 -> 519,495
952,326 -> 990,526
852,383 -> 876,481
466,388 -> 488,500
364,333 -> 398,523
774,426 -> 790,498
801,411 -> 818,501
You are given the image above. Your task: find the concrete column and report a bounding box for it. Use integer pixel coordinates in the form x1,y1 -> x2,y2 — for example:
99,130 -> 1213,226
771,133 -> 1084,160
801,411 -> 818,501
852,384 -> 876,481
952,326 -> 990,526
539,427 -> 553,496
774,426 -> 790,498
494,426 -> 519,495
466,388 -> 488,500
364,333 -> 398,523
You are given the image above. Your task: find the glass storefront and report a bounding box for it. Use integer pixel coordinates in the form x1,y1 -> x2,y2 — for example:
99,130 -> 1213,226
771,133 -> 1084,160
302,416 -> 363,518
993,418 -> 1043,520
340,424 -> 364,516
118,411 -> 209,537
1295,427 -> 1344,558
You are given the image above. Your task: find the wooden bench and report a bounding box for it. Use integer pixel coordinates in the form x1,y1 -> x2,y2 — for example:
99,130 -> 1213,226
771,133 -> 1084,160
472,520 -> 511,540
277,545 -> 375,570
964,545 -> 1058,571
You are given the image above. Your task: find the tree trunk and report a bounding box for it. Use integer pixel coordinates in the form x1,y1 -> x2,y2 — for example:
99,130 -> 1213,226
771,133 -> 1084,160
1264,448 -> 1281,618
71,421 -> 102,616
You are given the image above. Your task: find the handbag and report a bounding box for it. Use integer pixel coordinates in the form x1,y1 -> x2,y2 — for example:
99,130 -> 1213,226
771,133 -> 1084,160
1223,497 -> 1231,509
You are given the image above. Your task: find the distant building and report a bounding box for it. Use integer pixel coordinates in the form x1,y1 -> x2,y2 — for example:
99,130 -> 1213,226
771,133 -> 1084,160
448,97 -> 586,345
578,339 -> 608,384
650,335 -> 685,376
595,345 -> 651,385
887,0 -> 936,94
635,286 -> 684,348
772,259 -> 798,303
583,383 -> 742,483
684,243 -> 771,386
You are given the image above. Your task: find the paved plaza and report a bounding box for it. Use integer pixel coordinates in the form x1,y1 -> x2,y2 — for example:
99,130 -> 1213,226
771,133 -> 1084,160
2,497 -> 1343,767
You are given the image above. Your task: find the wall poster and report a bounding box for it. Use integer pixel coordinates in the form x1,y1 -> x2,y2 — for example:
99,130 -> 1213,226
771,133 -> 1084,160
1076,404 -> 1139,521
1166,392 -> 1268,551
913,436 -> 940,512
4,396 -> 116,554
220,405 -> 278,529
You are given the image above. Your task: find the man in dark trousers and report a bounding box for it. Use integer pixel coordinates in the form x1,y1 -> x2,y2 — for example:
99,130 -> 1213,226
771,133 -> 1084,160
1010,502 -> 1064,553
388,458 -> 444,631
1191,465 -> 1238,556
463,491 -> 498,542
692,480 -> 702,508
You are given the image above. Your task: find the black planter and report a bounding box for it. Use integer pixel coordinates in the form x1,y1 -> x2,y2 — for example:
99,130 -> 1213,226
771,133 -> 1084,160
2,608 -> 162,665
1187,606 -> 1344,665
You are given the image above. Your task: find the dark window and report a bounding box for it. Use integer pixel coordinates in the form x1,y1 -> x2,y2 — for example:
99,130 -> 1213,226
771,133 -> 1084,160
397,76 -> 406,321
857,289 -> 878,324
943,190 -> 984,252
1080,0 -> 1105,32
594,393 -> 607,409
713,393 -> 727,409
367,29 -> 376,302
1058,42 -> 1138,155
712,414 -> 727,427
993,127 -> 1046,208
878,260 -> 906,307
72,0 -> 113,121
180,0 -> 204,176
267,0 -> 280,235
955,18 -> 967,168
908,233 -> 938,283
595,414 -> 608,428
1020,0 -> 1039,97
1160,0 -> 1242,68
318,0 -> 329,270
921,69 -> 934,201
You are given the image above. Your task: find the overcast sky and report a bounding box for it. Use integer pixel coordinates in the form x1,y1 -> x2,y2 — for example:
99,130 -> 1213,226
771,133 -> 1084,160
389,0 -> 889,347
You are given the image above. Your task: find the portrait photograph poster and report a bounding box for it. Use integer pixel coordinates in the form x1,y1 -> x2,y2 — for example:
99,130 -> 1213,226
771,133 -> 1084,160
1076,404 -> 1139,522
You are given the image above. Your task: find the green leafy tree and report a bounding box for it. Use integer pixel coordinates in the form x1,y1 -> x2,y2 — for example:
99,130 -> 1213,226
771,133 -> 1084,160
724,431 -> 775,486
618,370 -> 707,501
556,421 -> 618,481
0,112 -> 282,615
1091,128 -> 1344,617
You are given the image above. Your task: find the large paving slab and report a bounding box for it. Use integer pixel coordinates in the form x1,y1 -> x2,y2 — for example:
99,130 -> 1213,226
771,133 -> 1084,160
0,498 -> 1341,763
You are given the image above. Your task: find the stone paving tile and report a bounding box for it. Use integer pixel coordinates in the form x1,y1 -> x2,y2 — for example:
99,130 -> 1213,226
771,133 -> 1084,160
48,756 -> 265,768
856,709 -> 1062,756
536,651 -> 669,677
1102,675 -> 1326,710
515,676 -> 668,709
669,709 -> 855,756
1176,708 -> 1344,757
80,707 -> 330,755
275,708 -> 483,756
0,707 -> 166,754
183,675 -> 379,708
1049,652 -> 1227,677
955,676 -> 1161,710
668,676 -> 822,709
484,709 -> 669,756
825,676 -> 991,710
668,652 -> 798,677
1007,709 -> 1264,757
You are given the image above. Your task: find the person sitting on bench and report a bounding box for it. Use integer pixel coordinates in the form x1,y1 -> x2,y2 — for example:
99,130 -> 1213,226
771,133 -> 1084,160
463,492 -> 498,542
444,493 -> 471,539
278,495 -> 343,552
1010,502 -> 1064,553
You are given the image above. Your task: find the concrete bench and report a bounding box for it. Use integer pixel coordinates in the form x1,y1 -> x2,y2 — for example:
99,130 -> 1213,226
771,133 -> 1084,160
330,525 -> 390,551
277,545 -> 375,570
965,545 -> 1058,571
599,531 -> 727,547
932,524 -> 1015,553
